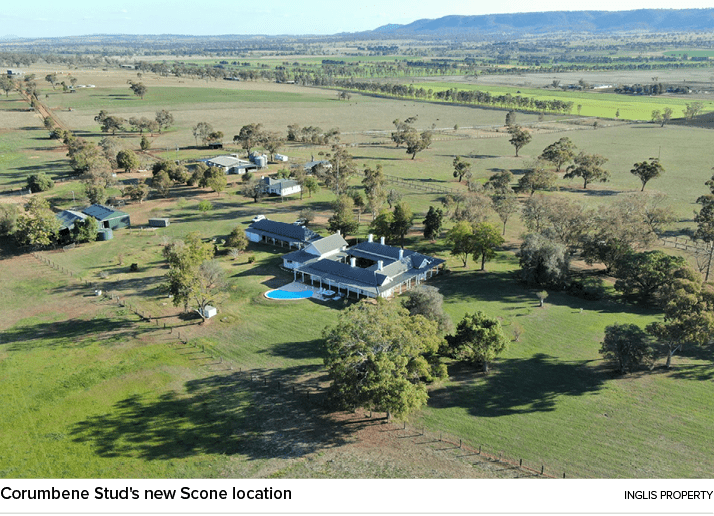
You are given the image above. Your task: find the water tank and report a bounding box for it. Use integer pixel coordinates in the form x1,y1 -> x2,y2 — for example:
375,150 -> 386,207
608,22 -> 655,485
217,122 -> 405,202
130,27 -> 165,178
97,228 -> 113,241
254,155 -> 267,168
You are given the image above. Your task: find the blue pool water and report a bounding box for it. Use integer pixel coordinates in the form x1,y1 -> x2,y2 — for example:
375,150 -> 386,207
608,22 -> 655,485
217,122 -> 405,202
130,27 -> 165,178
265,289 -> 314,300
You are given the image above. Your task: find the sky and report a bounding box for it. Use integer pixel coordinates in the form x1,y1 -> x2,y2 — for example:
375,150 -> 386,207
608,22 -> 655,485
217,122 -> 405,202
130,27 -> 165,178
2,0 -> 714,38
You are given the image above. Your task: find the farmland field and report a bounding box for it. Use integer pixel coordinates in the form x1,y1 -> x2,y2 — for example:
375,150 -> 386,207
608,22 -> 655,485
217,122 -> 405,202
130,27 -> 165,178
1,60 -> 713,479
410,81 -> 714,120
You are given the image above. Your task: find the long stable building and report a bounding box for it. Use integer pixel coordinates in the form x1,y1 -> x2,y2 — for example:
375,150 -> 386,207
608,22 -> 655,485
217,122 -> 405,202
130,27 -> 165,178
245,219 -> 320,249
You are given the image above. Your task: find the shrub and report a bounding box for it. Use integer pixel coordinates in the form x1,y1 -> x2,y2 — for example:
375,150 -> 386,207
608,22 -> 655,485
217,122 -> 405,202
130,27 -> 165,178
72,217 -> 98,243
600,323 -> 654,374
247,255 -> 256,264
26,173 -> 54,193
50,128 -> 66,140
197,200 -> 213,212
519,233 -> 570,288
0,204 -> 19,236
225,226 -> 248,251
129,263 -> 138,272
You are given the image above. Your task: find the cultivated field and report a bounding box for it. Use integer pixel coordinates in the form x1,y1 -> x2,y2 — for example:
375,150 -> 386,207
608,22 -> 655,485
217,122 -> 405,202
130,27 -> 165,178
1,62 -> 713,479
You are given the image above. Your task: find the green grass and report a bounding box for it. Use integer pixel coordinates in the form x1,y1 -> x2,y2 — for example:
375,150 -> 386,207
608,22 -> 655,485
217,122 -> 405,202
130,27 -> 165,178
410,82 -> 714,121
46,86 -> 328,111
663,50 -> 714,58
411,263 -> 714,478
0,98 -> 72,188
0,258 -> 342,478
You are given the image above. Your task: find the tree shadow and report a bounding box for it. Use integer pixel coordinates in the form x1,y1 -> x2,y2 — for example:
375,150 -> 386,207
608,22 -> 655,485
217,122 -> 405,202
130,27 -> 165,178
264,338 -> 325,361
429,354 -> 605,417
432,269 -> 649,316
582,188 -> 622,197
663,342 -> 714,381
70,370 -> 361,462
51,273 -> 166,300
1,316 -> 146,350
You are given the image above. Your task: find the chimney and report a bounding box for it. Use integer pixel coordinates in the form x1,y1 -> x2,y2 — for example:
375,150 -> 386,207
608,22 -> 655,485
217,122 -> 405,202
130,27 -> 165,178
350,257 -> 356,268
399,249 -> 404,259
368,233 -> 373,243
380,236 -> 385,245
378,260 -> 383,270
336,229 -> 340,235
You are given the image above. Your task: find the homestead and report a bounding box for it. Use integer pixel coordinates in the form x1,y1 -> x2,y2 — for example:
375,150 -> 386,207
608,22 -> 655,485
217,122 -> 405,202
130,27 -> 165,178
247,220 -> 445,299
289,234 -> 444,299
260,176 -> 301,198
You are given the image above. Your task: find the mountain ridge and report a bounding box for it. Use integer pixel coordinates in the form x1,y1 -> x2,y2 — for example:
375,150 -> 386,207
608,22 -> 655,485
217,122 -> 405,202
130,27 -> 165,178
367,9 -> 714,36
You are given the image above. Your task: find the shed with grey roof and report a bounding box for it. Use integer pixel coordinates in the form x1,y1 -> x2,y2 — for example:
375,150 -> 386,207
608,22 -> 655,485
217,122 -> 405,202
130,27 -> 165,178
56,209 -> 88,231
202,155 -> 256,174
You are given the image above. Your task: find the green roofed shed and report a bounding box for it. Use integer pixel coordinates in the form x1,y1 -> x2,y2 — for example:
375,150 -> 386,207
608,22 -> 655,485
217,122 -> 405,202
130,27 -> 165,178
82,204 -> 131,230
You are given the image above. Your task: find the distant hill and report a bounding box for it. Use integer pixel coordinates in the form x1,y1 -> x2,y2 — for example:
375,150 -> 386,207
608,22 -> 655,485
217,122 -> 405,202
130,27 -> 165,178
367,9 -> 714,36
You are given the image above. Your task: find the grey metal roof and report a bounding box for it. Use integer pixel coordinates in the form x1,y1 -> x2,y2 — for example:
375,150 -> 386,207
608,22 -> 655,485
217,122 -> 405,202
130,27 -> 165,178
262,177 -> 300,194
347,242 -> 442,271
82,204 -> 129,221
303,160 -> 332,171
282,249 -> 318,265
295,248 -> 444,297
247,219 -> 319,243
56,209 -> 87,230
204,155 -> 250,168
309,233 -> 347,255
298,259 -> 389,288
349,241 -> 405,260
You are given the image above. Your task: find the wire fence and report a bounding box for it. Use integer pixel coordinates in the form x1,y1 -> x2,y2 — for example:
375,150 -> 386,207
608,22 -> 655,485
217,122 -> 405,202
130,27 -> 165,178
660,236 -> 712,253
382,173 -> 461,196
31,251 -> 570,479
32,251 -> 158,324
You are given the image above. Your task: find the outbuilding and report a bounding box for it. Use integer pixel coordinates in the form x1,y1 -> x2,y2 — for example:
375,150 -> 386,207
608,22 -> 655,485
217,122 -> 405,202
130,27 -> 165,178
149,218 -> 170,227
56,209 -> 88,232
82,204 -> 131,230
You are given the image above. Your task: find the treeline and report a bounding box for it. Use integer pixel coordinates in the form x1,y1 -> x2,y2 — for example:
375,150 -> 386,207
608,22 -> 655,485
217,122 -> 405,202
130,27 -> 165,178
0,51 -> 120,69
332,80 -> 575,114
614,83 -> 691,95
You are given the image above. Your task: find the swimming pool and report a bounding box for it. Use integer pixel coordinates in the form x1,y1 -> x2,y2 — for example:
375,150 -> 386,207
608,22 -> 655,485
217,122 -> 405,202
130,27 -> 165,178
264,289 -> 314,300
